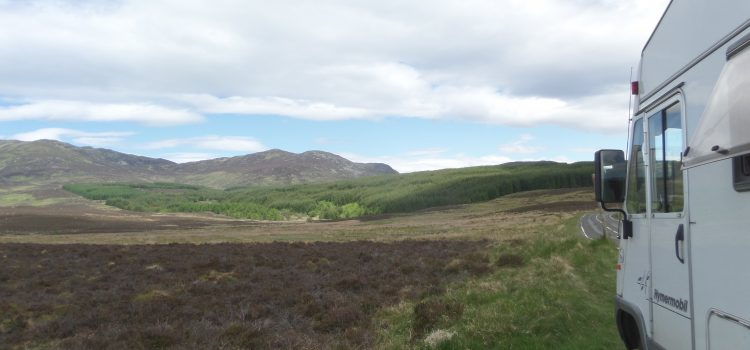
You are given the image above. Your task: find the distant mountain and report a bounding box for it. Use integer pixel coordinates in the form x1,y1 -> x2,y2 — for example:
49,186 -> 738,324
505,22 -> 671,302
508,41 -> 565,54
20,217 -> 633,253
175,149 -> 398,188
0,140 -> 174,184
0,140 -> 397,188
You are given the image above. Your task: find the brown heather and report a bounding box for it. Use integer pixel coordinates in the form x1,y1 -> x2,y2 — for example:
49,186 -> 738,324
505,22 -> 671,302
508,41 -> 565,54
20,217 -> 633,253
0,241 -> 491,349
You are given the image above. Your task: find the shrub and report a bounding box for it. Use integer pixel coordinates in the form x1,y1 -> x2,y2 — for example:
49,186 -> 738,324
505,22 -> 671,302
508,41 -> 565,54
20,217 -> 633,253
341,203 -> 366,218
309,201 -> 340,220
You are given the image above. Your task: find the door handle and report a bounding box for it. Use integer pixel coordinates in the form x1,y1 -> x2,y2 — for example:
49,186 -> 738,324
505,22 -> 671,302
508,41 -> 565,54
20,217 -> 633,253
674,224 -> 685,264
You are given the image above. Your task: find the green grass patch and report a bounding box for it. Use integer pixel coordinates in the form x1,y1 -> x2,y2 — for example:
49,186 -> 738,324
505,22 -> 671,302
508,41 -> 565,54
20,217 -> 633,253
375,215 -> 620,349
0,193 -> 36,206
0,192 -> 76,207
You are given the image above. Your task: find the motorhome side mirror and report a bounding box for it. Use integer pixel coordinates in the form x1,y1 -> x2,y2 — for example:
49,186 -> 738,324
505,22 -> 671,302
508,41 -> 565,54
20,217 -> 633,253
594,149 -> 626,204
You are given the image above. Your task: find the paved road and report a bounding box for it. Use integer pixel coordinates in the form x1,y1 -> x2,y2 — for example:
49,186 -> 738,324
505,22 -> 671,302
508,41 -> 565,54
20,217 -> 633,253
580,212 -> 621,241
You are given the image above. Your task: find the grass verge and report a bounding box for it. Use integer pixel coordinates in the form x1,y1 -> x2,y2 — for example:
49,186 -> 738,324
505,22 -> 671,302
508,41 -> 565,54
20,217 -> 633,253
375,214 -> 620,349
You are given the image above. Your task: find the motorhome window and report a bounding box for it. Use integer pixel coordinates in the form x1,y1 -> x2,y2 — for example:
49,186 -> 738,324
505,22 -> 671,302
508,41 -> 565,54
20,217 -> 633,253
626,119 -> 647,214
732,154 -> 750,192
649,103 -> 684,213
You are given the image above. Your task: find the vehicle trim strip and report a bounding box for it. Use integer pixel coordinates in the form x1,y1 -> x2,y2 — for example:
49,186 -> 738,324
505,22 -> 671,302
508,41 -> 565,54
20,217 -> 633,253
727,32 -> 750,60
636,83 -> 684,116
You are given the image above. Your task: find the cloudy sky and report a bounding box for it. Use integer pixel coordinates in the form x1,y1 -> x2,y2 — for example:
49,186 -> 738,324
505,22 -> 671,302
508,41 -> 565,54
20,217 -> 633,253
0,0 -> 669,172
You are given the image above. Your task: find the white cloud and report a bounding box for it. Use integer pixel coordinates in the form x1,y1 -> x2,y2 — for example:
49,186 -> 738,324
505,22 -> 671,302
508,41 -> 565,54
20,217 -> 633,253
181,95 -> 372,121
549,155 -> 574,163
144,135 -> 267,153
343,144 -> 583,172
343,151 -> 514,173
499,134 -> 541,154
0,0 -> 669,132
11,128 -> 134,146
178,67 -> 631,132
0,100 -> 202,126
161,152 -> 218,163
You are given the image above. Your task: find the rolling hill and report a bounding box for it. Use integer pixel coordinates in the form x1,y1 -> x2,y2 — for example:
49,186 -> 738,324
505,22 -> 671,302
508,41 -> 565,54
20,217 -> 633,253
0,140 -> 397,188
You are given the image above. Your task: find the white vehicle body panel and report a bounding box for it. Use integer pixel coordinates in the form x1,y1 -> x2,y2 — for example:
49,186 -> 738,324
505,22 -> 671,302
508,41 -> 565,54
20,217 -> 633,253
687,161 -> 750,350
618,215 -> 653,335
617,1 -> 750,349
640,0 -> 750,100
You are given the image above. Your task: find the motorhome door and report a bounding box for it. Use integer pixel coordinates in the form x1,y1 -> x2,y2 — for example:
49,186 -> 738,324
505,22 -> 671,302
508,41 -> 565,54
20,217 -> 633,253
647,101 -> 692,349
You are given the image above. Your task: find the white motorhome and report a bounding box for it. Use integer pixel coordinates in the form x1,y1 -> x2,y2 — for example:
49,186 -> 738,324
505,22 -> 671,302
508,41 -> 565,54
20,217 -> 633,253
594,1 -> 750,349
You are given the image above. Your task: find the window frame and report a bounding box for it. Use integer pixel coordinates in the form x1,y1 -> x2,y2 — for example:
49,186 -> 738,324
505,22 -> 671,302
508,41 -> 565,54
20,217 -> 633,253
645,95 -> 686,219
624,117 -> 648,218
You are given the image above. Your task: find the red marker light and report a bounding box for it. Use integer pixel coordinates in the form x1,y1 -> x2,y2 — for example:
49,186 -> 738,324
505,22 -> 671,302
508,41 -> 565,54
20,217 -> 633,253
631,81 -> 639,95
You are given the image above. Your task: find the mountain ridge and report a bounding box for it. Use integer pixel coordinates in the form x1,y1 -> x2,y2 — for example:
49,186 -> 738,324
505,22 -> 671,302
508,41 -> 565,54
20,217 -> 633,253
0,139 -> 398,188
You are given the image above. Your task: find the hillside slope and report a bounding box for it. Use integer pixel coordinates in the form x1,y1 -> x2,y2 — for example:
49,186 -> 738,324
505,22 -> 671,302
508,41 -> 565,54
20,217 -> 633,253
0,140 -> 397,188
0,140 -> 174,184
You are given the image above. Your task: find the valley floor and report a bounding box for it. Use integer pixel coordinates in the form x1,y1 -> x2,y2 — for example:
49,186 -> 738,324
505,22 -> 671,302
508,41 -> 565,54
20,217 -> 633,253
0,188 -> 596,244
0,189 -> 622,349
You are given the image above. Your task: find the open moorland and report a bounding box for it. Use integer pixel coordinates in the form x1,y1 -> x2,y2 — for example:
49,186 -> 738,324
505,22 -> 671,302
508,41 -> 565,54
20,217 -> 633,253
1,241 -> 490,349
0,188 -> 621,349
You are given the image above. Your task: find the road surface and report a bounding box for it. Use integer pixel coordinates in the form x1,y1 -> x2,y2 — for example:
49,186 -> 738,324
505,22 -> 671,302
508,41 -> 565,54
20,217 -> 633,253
580,212 -> 620,241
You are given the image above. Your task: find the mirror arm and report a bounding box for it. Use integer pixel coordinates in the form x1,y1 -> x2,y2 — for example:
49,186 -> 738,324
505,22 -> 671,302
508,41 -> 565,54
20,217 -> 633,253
599,203 -> 633,239
600,203 -> 626,219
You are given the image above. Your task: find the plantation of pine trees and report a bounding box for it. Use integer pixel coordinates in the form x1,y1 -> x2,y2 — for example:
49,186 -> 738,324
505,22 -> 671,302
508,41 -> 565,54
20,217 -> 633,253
64,161 -> 593,220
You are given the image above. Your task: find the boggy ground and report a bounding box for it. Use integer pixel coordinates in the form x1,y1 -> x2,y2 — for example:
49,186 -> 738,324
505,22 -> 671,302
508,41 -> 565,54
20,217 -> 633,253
0,241 -> 492,349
